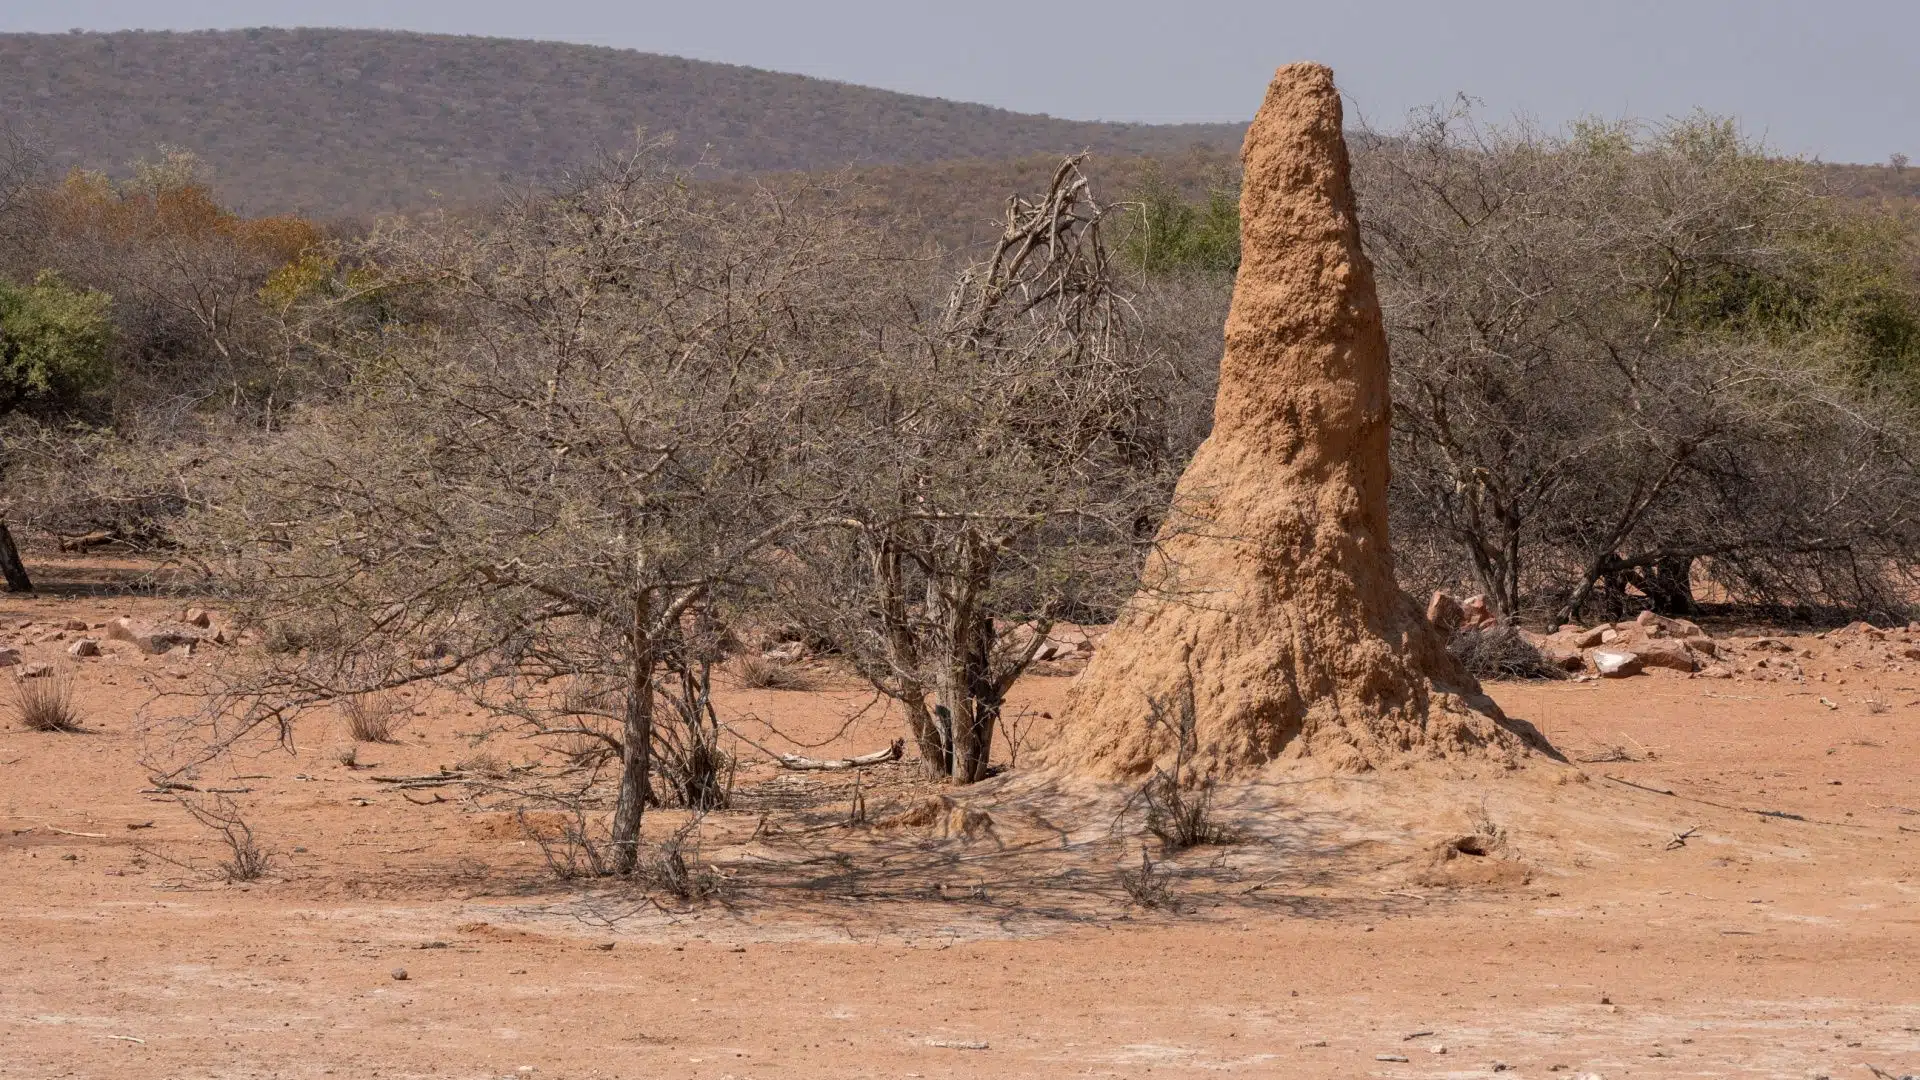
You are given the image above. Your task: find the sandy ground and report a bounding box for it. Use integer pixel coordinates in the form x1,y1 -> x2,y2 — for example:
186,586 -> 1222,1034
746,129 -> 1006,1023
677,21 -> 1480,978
2,555 -> 1919,1079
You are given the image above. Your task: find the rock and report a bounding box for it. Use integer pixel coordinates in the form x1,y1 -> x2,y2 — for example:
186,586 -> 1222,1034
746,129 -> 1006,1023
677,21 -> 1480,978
1426,591 -> 1466,635
106,616 -> 211,655
183,608 -> 213,628
1460,594 -> 1496,629
1590,650 -> 1643,677
1683,635 -> 1718,658
390,967 -> 409,981
1538,642 -> 1586,672
1599,628 -> 1620,644
61,619 -> 88,632
1748,637 -> 1793,652
20,663 -> 52,678
1038,63 -> 1533,778
0,648 -> 20,667
1835,620 -> 1884,641
1635,640 -> 1700,673
1691,663 -> 1735,680
67,638 -> 99,658
1568,626 -> 1606,649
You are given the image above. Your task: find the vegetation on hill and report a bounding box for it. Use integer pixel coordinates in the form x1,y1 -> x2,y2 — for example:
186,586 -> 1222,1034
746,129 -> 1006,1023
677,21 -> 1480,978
0,28 -> 1245,217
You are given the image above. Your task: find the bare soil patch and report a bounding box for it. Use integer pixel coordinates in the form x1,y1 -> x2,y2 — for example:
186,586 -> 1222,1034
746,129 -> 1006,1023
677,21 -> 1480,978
2,555 -> 1918,1078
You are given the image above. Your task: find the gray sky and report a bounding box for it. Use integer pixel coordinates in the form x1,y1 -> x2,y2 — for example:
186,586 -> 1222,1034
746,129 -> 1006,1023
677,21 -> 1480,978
4,0 -> 1915,163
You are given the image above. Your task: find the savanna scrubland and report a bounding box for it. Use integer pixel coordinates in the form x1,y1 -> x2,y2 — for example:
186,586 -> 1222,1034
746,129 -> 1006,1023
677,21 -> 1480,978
2,51 -> 1920,1080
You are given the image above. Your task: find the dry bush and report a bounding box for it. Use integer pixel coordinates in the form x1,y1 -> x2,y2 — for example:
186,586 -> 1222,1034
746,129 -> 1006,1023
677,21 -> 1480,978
1447,624 -> 1562,681
180,795 -> 275,882
175,143 -> 891,874
341,693 -> 404,743
10,670 -> 80,732
553,731 -> 617,769
1117,850 -> 1173,909
519,807 -> 610,881
777,156 -> 1194,783
731,656 -> 814,691
1136,676 -> 1232,850
1143,772 -> 1229,850
454,752 -> 509,779
644,818 -> 719,903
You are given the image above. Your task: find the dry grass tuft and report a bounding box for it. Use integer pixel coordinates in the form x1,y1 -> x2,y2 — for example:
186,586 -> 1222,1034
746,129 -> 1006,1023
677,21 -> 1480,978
732,656 -> 814,691
11,671 -> 80,732
341,692 -> 405,742
1448,624 -> 1562,680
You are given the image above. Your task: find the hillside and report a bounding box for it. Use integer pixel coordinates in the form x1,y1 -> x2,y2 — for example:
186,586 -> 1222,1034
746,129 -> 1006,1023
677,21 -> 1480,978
0,28 -> 1247,218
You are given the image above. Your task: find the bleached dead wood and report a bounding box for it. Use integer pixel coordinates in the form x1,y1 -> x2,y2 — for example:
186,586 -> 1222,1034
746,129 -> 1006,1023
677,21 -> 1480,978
774,739 -> 903,772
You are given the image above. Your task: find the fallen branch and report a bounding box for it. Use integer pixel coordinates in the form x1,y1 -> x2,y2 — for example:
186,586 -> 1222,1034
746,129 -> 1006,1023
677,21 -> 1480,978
1665,826 -> 1700,850
43,824 -> 109,839
775,739 -> 903,772
1604,775 -> 1853,828
370,772 -> 468,784
58,530 -> 117,553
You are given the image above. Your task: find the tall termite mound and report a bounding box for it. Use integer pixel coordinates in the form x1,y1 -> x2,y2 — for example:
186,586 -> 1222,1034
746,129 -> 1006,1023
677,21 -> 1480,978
1041,63 -> 1543,779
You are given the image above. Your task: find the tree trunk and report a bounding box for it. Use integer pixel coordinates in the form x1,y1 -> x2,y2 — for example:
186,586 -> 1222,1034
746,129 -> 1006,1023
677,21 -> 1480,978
1641,555 -> 1696,616
907,699 -> 951,779
609,589 -> 654,876
0,522 -> 32,593
948,614 -> 998,784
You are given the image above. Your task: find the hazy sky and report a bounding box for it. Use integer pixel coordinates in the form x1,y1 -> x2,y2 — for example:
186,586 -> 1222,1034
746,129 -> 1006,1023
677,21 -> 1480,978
4,0 -> 1915,163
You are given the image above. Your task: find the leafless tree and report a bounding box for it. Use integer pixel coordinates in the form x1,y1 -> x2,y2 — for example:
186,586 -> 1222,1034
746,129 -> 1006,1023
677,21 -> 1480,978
1355,105 -> 1920,622
174,143 -> 894,873
776,157 -> 1193,782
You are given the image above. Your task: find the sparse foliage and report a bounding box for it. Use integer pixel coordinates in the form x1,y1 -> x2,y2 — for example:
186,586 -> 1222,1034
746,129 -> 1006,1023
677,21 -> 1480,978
1355,106 -> 1920,622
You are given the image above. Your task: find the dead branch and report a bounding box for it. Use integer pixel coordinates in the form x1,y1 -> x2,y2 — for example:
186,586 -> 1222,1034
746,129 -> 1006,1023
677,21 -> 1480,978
774,739 -> 904,772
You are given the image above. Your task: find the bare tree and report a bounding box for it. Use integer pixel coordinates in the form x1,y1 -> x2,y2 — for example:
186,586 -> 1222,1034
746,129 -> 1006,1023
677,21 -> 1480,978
778,157 -> 1191,782
1355,105 -> 1920,622
175,144 -> 892,873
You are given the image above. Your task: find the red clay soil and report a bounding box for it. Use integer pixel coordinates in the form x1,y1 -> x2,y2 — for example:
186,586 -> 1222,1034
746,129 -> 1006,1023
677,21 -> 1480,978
3,554 -> 1919,1078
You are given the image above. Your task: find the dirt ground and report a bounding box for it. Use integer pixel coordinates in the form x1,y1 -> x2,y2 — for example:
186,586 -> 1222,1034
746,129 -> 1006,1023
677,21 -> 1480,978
3,554 -> 1919,1079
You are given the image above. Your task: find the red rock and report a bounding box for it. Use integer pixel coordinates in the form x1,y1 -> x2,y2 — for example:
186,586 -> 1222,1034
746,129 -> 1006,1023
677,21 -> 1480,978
1636,640 -> 1701,673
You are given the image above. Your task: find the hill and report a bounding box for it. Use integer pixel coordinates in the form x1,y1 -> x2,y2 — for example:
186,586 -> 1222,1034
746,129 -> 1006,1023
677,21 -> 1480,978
0,28 -> 1247,218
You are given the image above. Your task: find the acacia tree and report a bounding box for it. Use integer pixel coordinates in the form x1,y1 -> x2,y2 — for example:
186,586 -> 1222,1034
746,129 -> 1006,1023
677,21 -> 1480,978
178,146 -> 888,873
1354,107 -> 1920,621
778,158 -> 1192,782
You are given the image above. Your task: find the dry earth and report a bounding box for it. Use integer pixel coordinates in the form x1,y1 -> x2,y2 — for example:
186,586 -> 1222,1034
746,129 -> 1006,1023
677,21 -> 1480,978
3,554 -> 1919,1079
